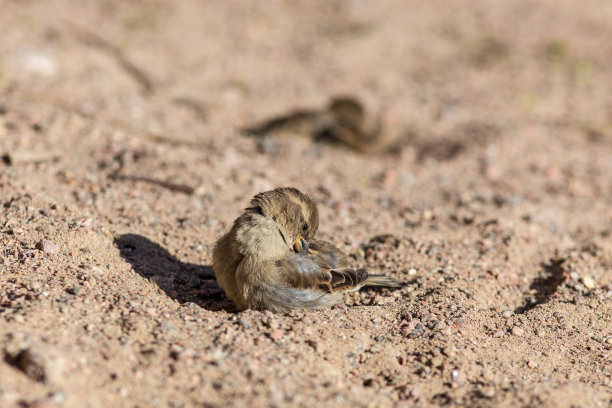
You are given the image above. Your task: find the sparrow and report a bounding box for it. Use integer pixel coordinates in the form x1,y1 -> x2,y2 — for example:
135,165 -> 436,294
242,96 -> 382,153
212,187 -> 400,313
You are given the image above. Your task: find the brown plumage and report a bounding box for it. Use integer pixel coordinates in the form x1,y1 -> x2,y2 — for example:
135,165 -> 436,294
212,187 -> 400,313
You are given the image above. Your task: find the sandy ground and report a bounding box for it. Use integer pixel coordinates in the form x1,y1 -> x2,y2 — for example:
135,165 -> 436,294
1,1 -> 612,407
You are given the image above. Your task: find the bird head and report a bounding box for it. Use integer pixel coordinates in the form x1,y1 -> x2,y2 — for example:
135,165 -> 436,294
247,187 -> 319,254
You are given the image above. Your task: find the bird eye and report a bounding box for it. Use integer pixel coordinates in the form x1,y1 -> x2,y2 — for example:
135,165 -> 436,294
302,222 -> 308,231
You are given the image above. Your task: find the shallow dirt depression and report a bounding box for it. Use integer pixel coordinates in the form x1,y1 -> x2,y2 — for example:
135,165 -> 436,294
1,1 -> 611,407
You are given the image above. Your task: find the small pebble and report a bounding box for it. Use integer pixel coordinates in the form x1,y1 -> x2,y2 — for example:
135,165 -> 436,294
35,239 -> 59,254
582,276 -> 596,289
27,398 -> 56,408
239,318 -> 251,329
161,321 -> 178,335
269,329 -> 284,341
400,326 -> 413,338
480,386 -> 496,398
256,137 -> 279,155
6,343 -> 66,385
451,370 -> 466,385
511,327 -> 525,336
265,314 -> 279,330
306,339 -> 322,353
51,391 -> 68,404
369,295 -> 392,306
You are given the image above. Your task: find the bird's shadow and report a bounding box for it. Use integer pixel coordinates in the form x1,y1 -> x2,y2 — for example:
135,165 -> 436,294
114,233 -> 235,312
513,258 -> 566,314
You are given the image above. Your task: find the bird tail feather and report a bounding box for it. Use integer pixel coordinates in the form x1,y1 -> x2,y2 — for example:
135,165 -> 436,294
362,274 -> 401,288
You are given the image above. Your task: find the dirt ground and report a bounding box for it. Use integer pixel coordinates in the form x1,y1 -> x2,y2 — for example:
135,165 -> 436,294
1,1 -> 612,407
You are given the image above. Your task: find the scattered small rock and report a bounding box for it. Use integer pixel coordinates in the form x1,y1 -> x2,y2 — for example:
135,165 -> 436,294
169,344 -> 183,360
306,339 -> 322,353
35,239 -> 59,254
26,398 -> 57,408
256,137 -> 279,155
269,329 -> 284,341
66,286 -> 82,296
451,370 -> 466,385
160,321 -> 178,336
264,312 -> 279,330
13,47 -> 57,77
582,276 -> 596,289
4,343 -> 66,385
479,386 -> 496,398
369,295 -> 393,306
511,326 -> 525,336
362,373 -> 376,387
50,391 -> 68,404
239,318 -> 251,329
421,209 -> 434,221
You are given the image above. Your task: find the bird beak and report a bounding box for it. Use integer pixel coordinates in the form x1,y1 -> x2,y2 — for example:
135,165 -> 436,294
293,234 -> 309,254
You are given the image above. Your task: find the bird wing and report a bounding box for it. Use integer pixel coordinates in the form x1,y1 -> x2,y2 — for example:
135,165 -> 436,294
276,254 -> 333,290
276,253 -> 368,293
276,253 -> 389,294
307,239 -> 350,269
276,240 -> 400,294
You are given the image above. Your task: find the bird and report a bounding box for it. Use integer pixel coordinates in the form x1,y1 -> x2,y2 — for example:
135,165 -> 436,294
241,96 -> 382,153
212,187 -> 400,313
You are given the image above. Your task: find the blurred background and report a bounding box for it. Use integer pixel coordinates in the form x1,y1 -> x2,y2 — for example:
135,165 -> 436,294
2,0 -> 611,240
3,1 -> 611,156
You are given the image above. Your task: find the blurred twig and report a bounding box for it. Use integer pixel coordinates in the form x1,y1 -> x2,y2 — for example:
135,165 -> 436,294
68,22 -> 154,95
2,150 -> 62,165
109,174 -> 195,195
